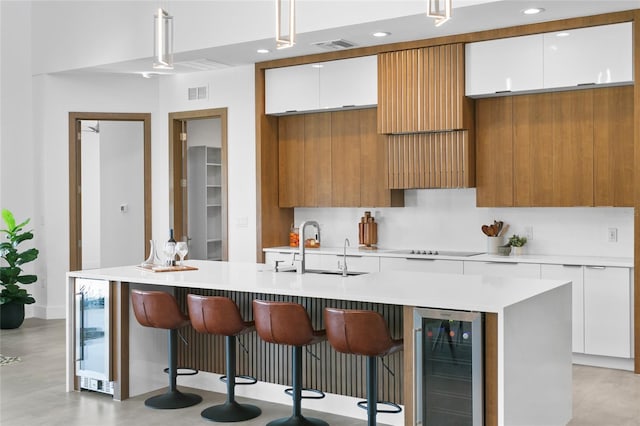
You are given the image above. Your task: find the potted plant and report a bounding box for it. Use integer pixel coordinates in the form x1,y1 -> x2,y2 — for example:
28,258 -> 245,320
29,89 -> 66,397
508,234 -> 527,256
0,209 -> 38,329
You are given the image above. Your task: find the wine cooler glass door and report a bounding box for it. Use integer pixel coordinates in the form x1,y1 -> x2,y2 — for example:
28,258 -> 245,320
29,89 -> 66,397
75,278 -> 111,381
414,308 -> 483,426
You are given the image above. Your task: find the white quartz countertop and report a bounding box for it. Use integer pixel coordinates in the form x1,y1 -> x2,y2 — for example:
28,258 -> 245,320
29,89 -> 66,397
263,246 -> 633,267
68,260 -> 570,313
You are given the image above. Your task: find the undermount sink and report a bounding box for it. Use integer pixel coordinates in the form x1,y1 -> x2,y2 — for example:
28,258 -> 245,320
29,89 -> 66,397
280,268 -> 368,276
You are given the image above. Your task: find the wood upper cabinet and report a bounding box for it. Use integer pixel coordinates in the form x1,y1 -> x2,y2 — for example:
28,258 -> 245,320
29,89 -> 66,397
476,97 -> 514,206
278,108 -> 403,208
513,93 -> 555,206
378,44 -> 473,134
331,110 -> 362,207
304,113 -> 332,206
551,90 -> 594,206
278,115 -> 305,207
593,86 -> 634,207
476,86 -> 632,207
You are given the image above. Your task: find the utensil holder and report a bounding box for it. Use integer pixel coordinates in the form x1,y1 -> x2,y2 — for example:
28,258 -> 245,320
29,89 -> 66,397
487,236 -> 504,254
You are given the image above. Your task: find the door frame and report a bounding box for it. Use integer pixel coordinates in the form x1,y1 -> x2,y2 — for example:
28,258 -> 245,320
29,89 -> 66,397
68,112 -> 152,271
168,108 -> 228,260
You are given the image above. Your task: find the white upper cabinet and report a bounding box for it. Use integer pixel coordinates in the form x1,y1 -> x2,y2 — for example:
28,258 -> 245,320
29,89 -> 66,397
265,56 -> 377,115
544,22 -> 632,88
465,34 -> 544,96
265,64 -> 320,114
319,55 -> 377,110
466,22 -> 633,97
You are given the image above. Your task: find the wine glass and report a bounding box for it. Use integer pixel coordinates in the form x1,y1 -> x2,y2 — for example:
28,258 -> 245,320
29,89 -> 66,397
163,241 -> 176,266
175,242 -> 189,266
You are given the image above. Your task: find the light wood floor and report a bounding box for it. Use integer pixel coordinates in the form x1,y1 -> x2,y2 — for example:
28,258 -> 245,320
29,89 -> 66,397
2,318 -> 640,425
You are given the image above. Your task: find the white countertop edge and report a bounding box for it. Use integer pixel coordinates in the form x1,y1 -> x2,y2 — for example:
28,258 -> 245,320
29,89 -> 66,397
263,246 -> 633,268
67,260 -> 571,314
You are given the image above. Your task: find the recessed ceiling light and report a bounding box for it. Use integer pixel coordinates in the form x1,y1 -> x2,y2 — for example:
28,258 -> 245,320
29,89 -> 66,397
257,49 -> 270,54
372,32 -> 391,37
311,64 -> 323,68
523,7 -> 545,15
556,32 -> 570,37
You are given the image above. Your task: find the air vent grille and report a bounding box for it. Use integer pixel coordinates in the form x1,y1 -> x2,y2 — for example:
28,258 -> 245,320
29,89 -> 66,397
311,39 -> 357,50
188,86 -> 208,100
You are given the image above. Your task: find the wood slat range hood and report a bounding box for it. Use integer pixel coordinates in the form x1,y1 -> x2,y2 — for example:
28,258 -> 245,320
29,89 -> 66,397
377,43 -> 475,189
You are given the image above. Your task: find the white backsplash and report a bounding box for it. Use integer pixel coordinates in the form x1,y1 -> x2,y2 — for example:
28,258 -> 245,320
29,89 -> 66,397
295,189 -> 634,258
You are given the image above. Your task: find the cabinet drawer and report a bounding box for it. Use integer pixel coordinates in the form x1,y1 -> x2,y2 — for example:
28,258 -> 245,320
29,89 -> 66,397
380,257 -> 463,274
463,261 -> 540,278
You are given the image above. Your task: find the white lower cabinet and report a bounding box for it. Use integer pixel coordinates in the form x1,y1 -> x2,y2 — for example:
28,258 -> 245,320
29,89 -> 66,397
380,257 -> 463,274
541,264 -> 585,353
583,266 -> 633,358
463,261 -> 541,278
321,254 -> 379,273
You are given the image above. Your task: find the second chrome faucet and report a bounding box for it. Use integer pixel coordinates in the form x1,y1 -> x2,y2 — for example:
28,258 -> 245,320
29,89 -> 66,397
339,238 -> 350,277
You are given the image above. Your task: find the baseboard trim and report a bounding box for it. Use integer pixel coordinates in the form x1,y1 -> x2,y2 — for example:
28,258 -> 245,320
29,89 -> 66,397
28,304 -> 66,320
573,353 -> 634,371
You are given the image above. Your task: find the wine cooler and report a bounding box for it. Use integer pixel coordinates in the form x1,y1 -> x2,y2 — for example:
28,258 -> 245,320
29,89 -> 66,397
75,278 -> 114,395
413,308 -> 483,426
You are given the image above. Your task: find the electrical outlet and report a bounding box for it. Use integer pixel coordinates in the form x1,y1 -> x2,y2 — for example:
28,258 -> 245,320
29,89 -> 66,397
608,227 -> 618,243
525,226 -> 533,241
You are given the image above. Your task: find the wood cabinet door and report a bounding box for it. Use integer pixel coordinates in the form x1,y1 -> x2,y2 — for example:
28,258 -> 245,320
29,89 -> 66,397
304,112 -> 332,206
593,85 -> 634,207
331,110 -> 361,206
513,93 -> 554,206
278,115 -> 305,207
360,108 -> 390,207
476,97 -> 514,207
378,49 -> 421,134
551,90 -> 594,206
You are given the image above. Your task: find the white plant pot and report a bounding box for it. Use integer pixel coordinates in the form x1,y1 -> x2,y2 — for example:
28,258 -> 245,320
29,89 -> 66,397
512,246 -> 524,256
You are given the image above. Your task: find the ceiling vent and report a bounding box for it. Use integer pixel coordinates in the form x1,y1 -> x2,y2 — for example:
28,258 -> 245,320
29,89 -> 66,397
174,59 -> 228,71
311,39 -> 357,50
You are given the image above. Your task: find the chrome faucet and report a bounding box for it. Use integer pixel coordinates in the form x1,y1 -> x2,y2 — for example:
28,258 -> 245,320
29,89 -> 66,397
296,221 -> 320,274
339,238 -> 350,277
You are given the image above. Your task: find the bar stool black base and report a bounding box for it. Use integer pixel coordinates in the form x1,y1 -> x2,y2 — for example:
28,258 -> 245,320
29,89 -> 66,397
201,401 -> 262,422
144,390 -> 202,409
267,415 -> 329,426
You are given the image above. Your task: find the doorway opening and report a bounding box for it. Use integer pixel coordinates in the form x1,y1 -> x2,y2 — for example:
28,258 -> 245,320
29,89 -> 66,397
168,108 -> 228,261
68,112 -> 151,271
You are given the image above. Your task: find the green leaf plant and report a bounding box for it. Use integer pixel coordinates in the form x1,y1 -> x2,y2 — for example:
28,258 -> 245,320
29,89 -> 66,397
0,209 -> 38,305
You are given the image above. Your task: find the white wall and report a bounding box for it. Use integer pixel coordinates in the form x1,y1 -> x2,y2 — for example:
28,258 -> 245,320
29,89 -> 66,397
187,117 -> 221,148
296,189 -> 634,257
0,1 -> 40,317
158,66 -> 256,262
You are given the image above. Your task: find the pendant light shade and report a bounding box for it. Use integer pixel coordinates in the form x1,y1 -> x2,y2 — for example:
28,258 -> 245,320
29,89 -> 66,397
427,0 -> 452,27
154,8 -> 174,69
276,0 -> 295,49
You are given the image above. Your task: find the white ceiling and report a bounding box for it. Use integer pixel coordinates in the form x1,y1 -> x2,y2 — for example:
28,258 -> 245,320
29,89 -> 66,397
79,0 -> 639,76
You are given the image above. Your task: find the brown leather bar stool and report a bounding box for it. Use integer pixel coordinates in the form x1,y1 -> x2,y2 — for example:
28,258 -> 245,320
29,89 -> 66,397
253,300 -> 329,426
187,294 -> 262,422
131,289 -> 202,409
324,308 -> 403,426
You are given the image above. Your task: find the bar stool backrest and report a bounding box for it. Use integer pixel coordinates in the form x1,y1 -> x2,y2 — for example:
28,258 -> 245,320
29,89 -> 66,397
187,294 -> 250,336
324,308 -> 402,357
131,289 -> 189,330
253,300 -> 321,346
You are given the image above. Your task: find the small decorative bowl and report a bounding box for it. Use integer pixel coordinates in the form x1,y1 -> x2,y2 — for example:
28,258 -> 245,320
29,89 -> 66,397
497,245 -> 512,256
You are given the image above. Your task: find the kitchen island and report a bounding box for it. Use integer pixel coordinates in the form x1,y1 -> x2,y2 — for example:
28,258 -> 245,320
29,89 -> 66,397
66,260 -> 571,426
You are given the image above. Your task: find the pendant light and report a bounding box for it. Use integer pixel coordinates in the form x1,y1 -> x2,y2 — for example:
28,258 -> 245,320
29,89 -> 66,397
154,7 -> 174,69
426,0 -> 452,27
276,0 -> 295,49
